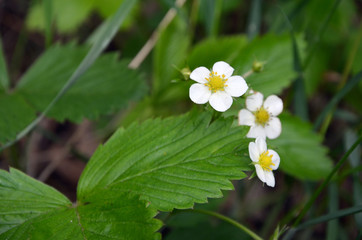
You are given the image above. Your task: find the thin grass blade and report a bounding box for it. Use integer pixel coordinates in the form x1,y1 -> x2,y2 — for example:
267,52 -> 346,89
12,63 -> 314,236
327,183 -> 339,240
284,205 -> 362,240
293,135 -> 362,227
344,130 -> 362,228
297,205 -> 362,230
313,71 -> 362,131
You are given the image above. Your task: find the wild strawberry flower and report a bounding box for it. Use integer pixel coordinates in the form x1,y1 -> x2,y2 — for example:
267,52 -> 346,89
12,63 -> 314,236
189,61 -> 248,112
249,137 -> 280,187
238,91 -> 283,139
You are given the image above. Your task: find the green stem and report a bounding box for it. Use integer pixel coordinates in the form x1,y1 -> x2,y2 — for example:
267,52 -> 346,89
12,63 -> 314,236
242,69 -> 254,79
293,135 -> 362,227
186,209 -> 263,240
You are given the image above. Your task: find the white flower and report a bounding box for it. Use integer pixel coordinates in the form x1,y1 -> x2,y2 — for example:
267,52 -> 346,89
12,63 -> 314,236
189,61 -> 248,112
249,137 -> 280,187
238,91 -> 283,139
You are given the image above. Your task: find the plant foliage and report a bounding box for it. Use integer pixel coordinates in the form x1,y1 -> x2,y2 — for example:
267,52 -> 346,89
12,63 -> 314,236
17,44 -> 147,122
0,168 -> 161,240
78,111 -> 251,211
0,112 -> 253,238
270,112 -> 333,180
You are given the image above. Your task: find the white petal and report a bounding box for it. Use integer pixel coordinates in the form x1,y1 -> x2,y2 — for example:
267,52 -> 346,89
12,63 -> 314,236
264,171 -> 275,187
238,109 -> 255,126
268,149 -> 280,170
265,117 -> 282,139
246,92 -> 263,111
225,76 -> 248,97
255,164 -> 266,183
248,142 -> 259,162
209,91 -> 233,112
189,83 -> 211,104
263,95 -> 283,116
247,125 -> 266,139
190,67 -> 210,83
256,137 -> 267,153
212,61 -> 234,78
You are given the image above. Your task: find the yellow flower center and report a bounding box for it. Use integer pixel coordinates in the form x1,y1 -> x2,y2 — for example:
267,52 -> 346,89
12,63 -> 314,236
204,71 -> 228,93
254,107 -> 270,126
259,150 -> 275,171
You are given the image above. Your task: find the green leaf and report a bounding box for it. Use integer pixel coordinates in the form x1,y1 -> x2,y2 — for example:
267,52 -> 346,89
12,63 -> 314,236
0,168 -> 162,239
78,111 -> 251,211
153,16 -> 190,94
17,44 -> 147,122
231,34 -> 305,96
188,35 -> 248,70
0,168 -> 71,234
0,0 -> 137,151
26,0 -> 93,34
0,94 -> 36,144
270,112 -> 333,180
27,0 -> 138,34
0,39 -> 9,92
76,190 -> 162,240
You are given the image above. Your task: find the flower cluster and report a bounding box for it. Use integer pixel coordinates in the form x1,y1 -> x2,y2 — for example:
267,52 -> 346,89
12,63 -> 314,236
189,61 -> 284,187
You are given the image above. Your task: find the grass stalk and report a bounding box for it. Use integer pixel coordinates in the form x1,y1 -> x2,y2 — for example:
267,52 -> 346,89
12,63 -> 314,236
293,135 -> 362,227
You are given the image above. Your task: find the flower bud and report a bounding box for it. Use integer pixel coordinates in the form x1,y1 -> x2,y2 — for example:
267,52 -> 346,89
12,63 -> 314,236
181,67 -> 191,80
252,61 -> 264,73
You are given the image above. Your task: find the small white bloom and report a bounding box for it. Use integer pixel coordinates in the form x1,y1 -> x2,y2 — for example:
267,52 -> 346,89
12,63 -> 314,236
189,61 -> 248,112
249,137 -> 280,187
238,91 -> 283,139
